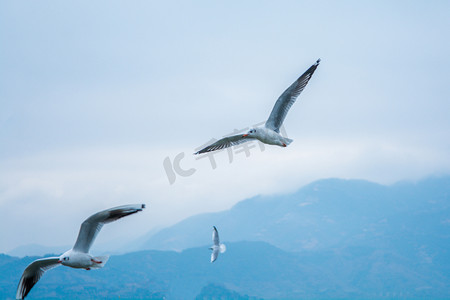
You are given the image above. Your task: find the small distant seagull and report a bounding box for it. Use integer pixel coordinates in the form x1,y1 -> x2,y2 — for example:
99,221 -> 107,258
210,226 -> 226,263
15,204 -> 145,300
195,59 -> 320,155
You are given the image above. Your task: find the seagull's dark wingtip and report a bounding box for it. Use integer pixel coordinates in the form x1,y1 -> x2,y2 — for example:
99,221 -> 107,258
316,58 -> 321,64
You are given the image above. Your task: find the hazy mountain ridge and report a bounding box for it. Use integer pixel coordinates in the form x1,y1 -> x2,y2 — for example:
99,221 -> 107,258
7,244 -> 70,258
1,176 -> 449,299
1,240 -> 448,299
140,177 -> 450,254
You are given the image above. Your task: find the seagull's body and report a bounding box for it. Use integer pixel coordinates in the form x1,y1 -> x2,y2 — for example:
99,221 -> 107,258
16,204 -> 145,300
210,226 -> 226,263
58,249 -> 109,269
249,127 -> 294,147
195,59 -> 320,155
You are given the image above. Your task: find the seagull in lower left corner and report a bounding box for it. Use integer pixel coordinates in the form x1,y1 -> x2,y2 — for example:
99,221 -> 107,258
15,204 -> 145,299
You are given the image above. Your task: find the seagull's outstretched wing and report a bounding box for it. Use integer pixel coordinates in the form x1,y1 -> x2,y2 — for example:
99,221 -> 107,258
211,249 -> 219,263
73,204 -> 145,253
16,257 -> 60,299
195,135 -> 254,155
265,59 -> 320,132
212,226 -> 220,246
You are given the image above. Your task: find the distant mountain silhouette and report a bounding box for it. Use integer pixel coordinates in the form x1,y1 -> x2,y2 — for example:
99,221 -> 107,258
1,176 -> 449,299
1,239 -> 449,299
7,244 -> 69,258
140,176 -> 450,255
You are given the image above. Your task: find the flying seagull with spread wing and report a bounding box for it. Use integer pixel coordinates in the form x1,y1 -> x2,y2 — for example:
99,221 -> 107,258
15,204 -> 145,299
209,226 -> 226,263
195,59 -> 320,155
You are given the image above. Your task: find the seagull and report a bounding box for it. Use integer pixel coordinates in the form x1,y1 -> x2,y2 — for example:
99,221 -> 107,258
15,204 -> 145,300
195,59 -> 320,155
209,226 -> 226,263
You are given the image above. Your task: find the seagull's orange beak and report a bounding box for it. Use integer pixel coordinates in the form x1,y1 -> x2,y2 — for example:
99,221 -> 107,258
242,134 -> 248,137
57,260 -> 62,263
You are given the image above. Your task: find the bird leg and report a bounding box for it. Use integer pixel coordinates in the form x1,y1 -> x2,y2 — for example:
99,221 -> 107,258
91,258 -> 102,264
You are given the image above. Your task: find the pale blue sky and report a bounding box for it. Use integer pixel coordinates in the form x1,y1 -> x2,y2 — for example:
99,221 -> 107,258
1,1 -> 449,253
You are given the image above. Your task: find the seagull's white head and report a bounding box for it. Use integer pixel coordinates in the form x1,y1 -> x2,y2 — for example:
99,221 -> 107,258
58,255 -> 69,265
242,128 -> 258,138
58,250 -> 72,265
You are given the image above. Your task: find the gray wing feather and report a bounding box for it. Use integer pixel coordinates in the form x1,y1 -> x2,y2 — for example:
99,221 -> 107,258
73,204 -> 145,253
195,135 -> 254,155
212,226 -> 220,246
211,249 -> 219,263
16,257 -> 60,299
265,59 -> 320,132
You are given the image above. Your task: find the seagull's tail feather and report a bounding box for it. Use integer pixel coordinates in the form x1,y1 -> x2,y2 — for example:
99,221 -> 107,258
219,244 -> 226,253
283,137 -> 294,146
91,255 -> 109,269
